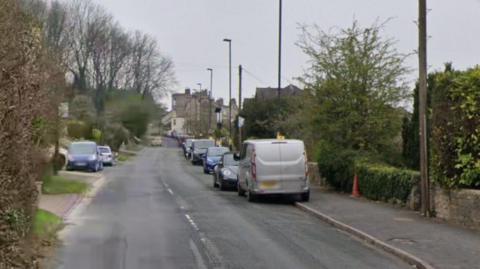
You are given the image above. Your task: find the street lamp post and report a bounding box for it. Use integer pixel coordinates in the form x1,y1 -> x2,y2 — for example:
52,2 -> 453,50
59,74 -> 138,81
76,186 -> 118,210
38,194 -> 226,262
207,68 -> 213,133
223,38 -> 232,144
278,0 -> 283,98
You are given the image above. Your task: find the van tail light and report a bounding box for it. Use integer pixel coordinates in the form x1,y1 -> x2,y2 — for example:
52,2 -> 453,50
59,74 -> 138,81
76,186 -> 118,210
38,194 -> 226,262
251,150 -> 257,181
304,151 -> 309,178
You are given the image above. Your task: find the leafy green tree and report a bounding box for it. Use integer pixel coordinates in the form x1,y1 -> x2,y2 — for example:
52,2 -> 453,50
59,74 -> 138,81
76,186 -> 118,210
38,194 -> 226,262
296,20 -> 411,187
297,20 -> 410,154
241,98 -> 290,139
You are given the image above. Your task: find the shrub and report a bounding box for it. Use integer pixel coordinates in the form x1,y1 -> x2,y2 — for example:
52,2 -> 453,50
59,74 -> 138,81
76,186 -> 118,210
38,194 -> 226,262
315,141 -> 359,192
66,120 -> 91,139
91,128 -> 102,143
356,162 -> 420,203
102,123 -> 130,151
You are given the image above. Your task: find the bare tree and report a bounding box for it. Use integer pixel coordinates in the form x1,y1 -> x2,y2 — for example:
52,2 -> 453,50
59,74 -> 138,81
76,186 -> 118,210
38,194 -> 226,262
124,31 -> 175,101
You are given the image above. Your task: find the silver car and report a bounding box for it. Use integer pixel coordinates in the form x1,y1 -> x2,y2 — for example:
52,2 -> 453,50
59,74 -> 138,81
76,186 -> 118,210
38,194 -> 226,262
98,146 -> 115,166
236,139 -> 309,202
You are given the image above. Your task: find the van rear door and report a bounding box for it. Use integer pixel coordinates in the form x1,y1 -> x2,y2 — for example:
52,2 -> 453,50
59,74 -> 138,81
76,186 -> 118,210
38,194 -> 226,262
278,141 -> 306,182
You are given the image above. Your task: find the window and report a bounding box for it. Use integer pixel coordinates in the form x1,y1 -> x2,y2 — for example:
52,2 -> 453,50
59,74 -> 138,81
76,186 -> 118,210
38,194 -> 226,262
173,119 -> 176,125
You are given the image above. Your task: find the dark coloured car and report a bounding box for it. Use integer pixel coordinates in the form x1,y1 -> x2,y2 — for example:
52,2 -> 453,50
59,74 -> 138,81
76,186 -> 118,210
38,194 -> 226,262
191,139 -> 215,165
203,147 -> 229,174
67,141 -> 103,172
183,139 -> 195,159
213,152 -> 239,190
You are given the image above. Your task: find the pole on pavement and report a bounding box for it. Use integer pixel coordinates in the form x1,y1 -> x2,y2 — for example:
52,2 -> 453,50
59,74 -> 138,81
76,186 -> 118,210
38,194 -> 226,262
207,68 -> 213,133
223,38 -> 232,144
238,65 -> 243,151
418,0 -> 430,217
277,0 -> 283,98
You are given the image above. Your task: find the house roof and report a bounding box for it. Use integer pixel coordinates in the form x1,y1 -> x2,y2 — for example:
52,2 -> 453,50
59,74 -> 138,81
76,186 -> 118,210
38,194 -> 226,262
255,84 -> 302,100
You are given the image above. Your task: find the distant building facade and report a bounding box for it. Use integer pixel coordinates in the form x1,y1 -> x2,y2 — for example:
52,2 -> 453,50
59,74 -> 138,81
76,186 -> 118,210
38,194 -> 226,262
166,88 -> 240,137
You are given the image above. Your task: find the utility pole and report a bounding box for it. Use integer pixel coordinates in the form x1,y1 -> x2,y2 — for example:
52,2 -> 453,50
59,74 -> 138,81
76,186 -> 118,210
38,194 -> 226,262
207,68 -> 213,134
418,0 -> 430,217
238,65 -> 243,151
277,0 -> 283,98
197,83 -> 202,135
223,38 -> 232,143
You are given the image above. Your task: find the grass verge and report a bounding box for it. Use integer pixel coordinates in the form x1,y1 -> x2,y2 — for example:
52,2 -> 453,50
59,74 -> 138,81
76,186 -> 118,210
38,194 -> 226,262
42,175 -> 89,195
33,209 -> 63,238
117,154 -> 129,162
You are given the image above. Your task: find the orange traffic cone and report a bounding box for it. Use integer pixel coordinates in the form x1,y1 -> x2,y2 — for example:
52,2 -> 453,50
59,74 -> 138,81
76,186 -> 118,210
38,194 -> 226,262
351,174 -> 360,198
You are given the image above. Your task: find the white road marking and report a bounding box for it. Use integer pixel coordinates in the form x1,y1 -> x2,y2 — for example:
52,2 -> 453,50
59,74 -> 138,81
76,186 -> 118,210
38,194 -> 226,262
185,214 -> 200,231
190,239 -> 208,269
167,188 -> 174,195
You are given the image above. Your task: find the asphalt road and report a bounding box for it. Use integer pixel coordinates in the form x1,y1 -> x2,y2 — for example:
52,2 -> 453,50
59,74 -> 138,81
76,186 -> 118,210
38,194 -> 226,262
53,137 -> 409,269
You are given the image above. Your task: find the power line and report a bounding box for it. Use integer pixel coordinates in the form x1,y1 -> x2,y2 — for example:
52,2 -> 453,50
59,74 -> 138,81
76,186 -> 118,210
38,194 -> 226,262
242,67 -> 267,85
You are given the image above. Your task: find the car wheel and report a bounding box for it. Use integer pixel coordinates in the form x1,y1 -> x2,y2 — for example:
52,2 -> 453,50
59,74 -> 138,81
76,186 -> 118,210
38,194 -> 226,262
219,179 -> 226,191
91,163 -> 98,173
301,191 -> 310,202
237,182 -> 246,196
246,190 -> 257,202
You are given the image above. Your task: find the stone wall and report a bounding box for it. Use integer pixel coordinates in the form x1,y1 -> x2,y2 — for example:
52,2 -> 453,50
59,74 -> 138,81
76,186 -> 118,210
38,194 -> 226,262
308,162 -> 326,187
433,187 -> 480,230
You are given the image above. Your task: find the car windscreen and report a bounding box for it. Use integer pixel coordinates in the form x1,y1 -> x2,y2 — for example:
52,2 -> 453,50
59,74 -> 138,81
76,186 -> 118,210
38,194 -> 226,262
194,140 -> 214,149
207,147 -> 229,157
223,154 -> 239,166
186,140 -> 193,147
69,143 -> 96,155
98,147 -> 111,154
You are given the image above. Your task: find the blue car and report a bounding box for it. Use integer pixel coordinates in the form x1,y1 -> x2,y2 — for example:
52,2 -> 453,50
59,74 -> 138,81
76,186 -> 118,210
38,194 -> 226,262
202,147 -> 229,174
66,141 -> 103,172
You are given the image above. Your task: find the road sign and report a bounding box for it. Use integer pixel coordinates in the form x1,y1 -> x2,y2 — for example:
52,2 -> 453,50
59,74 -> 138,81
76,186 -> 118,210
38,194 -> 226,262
238,116 -> 245,128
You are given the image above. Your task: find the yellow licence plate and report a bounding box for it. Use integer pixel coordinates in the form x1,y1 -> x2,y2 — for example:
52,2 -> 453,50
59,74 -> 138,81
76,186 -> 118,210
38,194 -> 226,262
260,181 -> 278,189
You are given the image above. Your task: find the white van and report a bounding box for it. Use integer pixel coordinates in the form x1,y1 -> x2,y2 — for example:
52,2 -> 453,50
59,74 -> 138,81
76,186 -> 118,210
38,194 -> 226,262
236,139 -> 309,202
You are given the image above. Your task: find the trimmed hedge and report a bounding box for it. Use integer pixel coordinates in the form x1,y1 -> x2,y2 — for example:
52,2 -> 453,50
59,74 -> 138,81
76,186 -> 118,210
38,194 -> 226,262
315,142 -> 360,192
356,162 -> 420,203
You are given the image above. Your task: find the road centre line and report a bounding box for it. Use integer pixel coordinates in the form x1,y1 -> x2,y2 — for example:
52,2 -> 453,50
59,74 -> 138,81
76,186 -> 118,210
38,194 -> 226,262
185,214 -> 200,231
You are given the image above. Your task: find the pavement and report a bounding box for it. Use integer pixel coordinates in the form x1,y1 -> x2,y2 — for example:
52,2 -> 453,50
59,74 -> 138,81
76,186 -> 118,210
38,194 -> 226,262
300,189 -> 480,269
50,137 -> 410,269
39,171 -> 104,219
39,193 -> 82,218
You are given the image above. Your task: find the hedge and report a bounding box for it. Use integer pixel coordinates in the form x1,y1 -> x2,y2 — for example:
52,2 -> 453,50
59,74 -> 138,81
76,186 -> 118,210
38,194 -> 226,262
356,162 -> 420,203
431,67 -> 480,189
315,142 -> 360,192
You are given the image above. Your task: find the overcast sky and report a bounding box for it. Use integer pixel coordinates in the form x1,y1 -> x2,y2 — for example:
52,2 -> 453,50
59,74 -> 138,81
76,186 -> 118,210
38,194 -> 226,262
92,0 -> 480,109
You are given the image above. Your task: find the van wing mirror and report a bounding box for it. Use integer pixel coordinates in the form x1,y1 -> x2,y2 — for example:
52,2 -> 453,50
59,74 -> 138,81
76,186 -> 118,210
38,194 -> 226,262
233,152 -> 240,161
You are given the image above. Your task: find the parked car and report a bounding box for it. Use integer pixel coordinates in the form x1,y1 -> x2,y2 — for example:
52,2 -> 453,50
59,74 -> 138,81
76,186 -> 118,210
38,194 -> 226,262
66,141 -> 103,172
203,147 -> 229,174
183,139 -> 195,159
98,145 -> 115,166
213,152 -> 239,190
150,136 -> 162,147
191,139 -> 215,165
236,139 -> 309,202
